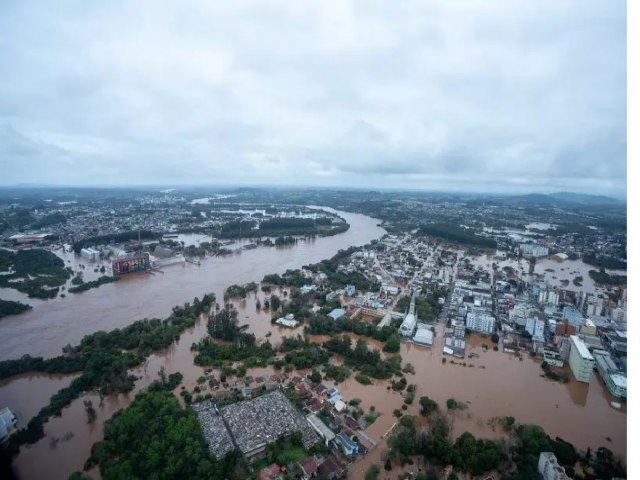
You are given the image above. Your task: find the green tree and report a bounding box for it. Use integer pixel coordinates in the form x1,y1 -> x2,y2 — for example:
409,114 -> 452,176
308,370 -> 322,384
270,295 -> 281,311
419,396 -> 439,416
383,334 -> 401,353
207,307 -> 240,341
88,391 -> 222,479
365,464 -> 381,480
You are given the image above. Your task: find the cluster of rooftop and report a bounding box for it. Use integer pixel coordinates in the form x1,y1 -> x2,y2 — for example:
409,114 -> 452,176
194,389 -> 320,461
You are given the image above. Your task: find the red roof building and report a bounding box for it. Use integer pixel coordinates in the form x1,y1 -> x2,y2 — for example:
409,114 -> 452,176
257,464 -> 285,480
300,457 -> 318,477
555,321 -> 577,337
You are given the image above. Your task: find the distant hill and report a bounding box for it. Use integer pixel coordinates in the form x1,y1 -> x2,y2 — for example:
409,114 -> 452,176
547,191 -> 622,206
467,191 -> 623,208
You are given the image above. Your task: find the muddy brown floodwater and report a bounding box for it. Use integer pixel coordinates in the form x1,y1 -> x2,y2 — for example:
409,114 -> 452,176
0,209 -> 384,480
467,251 -> 626,296
0,213 -> 626,479
347,328 -> 626,479
0,208 -> 383,360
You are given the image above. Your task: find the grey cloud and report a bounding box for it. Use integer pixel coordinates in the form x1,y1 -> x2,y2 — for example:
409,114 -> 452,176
0,0 -> 626,196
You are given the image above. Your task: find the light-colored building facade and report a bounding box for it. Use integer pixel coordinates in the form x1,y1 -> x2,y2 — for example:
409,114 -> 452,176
581,318 -> 597,336
538,288 -> 560,307
562,306 -> 584,330
592,350 -> 627,398
609,306 -> 627,323
543,349 -> 564,368
525,317 -> 545,341
520,243 -> 549,258
568,335 -> 595,383
538,452 -> 570,480
399,293 -> 418,337
80,247 -> 100,262
413,324 -> 434,346
466,308 -> 495,334
451,319 -> 466,338
0,407 -> 17,443
306,414 -> 335,445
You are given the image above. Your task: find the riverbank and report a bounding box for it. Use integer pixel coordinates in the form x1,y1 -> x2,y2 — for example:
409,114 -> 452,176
3,287 -> 626,480
0,210 -> 384,359
0,209 -> 385,479
0,209 -> 627,479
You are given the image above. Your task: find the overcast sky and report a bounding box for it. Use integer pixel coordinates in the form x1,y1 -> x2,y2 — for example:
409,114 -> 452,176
0,1 -> 627,196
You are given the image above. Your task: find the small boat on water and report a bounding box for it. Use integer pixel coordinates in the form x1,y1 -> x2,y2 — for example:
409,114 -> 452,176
610,401 -> 622,409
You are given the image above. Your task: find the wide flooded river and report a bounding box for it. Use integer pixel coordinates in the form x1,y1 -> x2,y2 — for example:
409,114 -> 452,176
0,209 -> 383,360
0,211 -> 626,479
0,209 -> 384,479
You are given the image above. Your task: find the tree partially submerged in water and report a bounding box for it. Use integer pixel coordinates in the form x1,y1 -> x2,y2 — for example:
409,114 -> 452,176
0,293 -> 216,458
382,414 -> 626,479
0,299 -> 32,319
85,390 -> 242,479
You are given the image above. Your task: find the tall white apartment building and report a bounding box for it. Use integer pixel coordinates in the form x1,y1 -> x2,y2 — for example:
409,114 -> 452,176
569,335 -> 595,383
466,308 -> 495,334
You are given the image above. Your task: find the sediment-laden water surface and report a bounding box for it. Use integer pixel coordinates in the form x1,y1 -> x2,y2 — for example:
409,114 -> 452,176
0,212 -> 626,479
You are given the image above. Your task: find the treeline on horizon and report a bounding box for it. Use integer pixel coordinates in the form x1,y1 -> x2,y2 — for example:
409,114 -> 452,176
71,218 -> 348,253
582,254 -> 627,271
588,269 -> 626,286
72,230 -> 162,253
418,223 -> 498,249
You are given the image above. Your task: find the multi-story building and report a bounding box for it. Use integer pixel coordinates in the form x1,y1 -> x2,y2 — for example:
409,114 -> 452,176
538,288 -> 560,307
112,252 -> 150,275
343,284 -> 356,297
525,317 -> 546,341
543,349 -> 564,367
609,306 -> 627,323
562,306 -> 584,331
585,301 -> 604,317
80,247 -> 100,262
466,308 -> 495,334
583,293 -> 605,317
520,243 -> 549,258
592,350 -> 627,399
581,318 -> 597,336
569,335 -> 595,383
538,452 -> 570,480
451,319 -> 466,338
